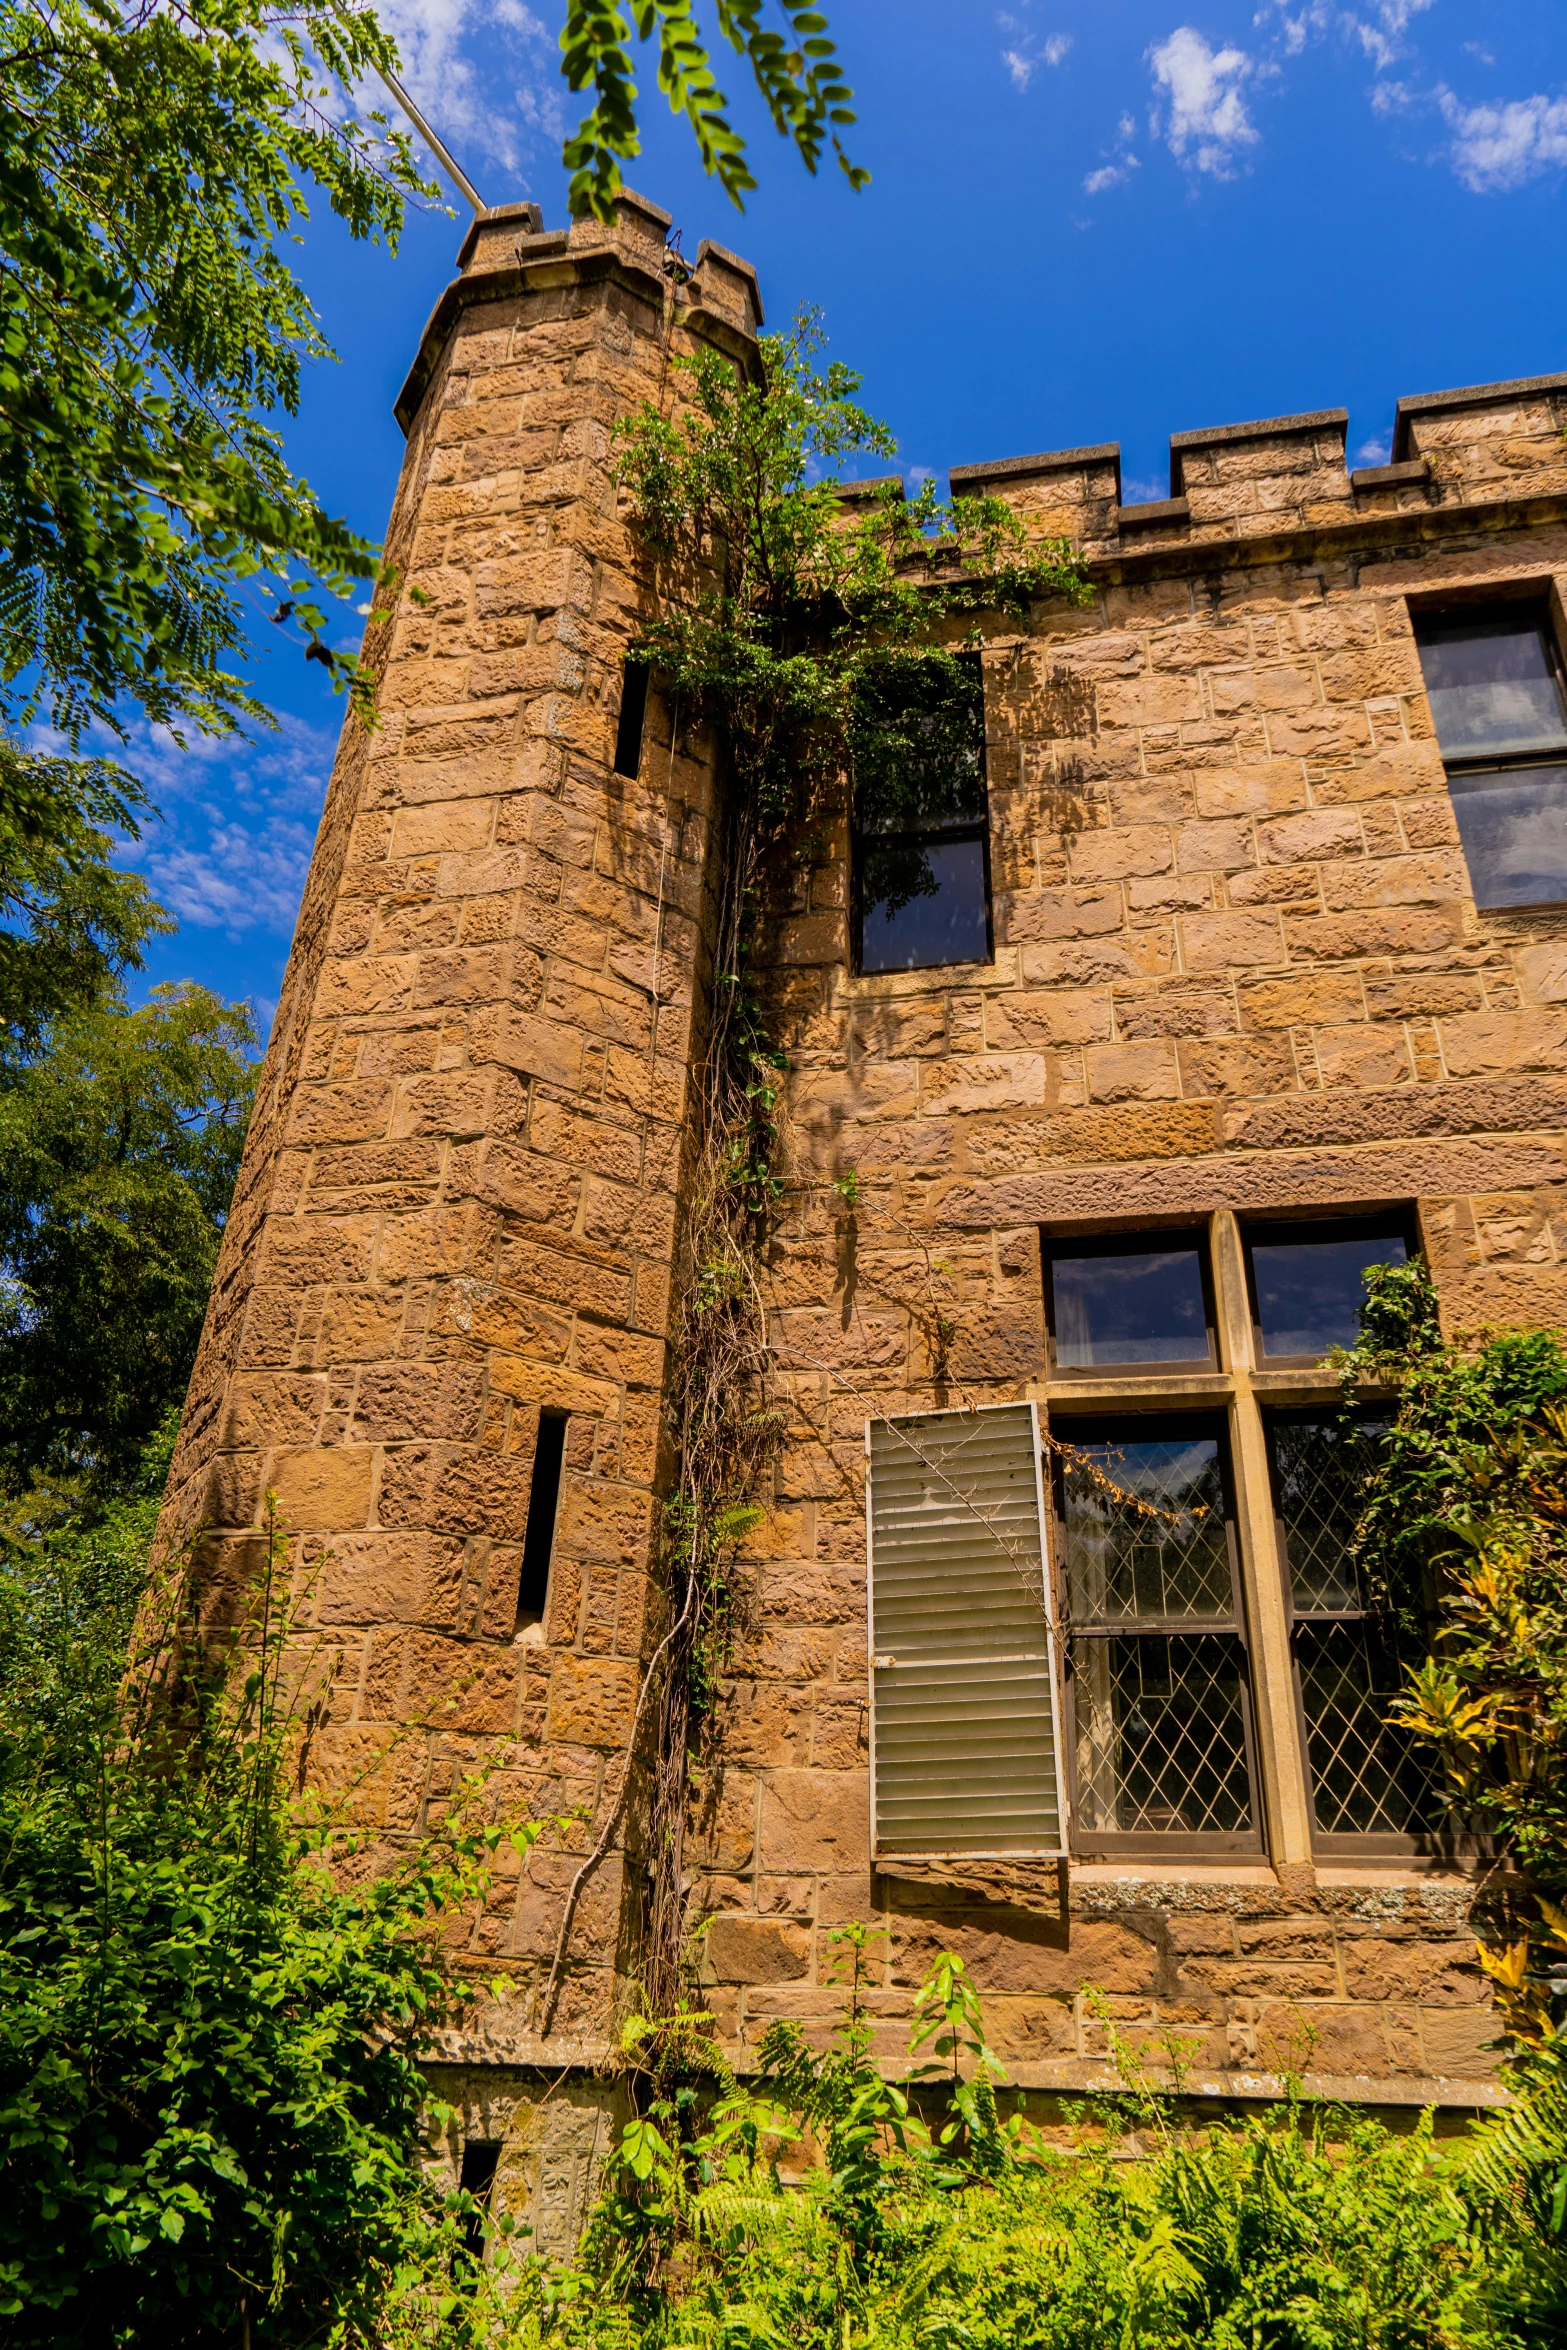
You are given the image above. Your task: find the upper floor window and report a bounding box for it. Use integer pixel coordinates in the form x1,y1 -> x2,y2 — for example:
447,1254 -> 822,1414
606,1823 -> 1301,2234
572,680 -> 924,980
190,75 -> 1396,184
1243,1216 -> 1410,1365
853,654 -> 992,974
1044,1231 -> 1214,1374
1413,602 -> 1567,908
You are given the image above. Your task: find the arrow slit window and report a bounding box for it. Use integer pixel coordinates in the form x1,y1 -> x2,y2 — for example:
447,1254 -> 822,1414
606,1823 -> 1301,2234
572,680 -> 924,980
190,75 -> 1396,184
865,1403 -> 1066,1858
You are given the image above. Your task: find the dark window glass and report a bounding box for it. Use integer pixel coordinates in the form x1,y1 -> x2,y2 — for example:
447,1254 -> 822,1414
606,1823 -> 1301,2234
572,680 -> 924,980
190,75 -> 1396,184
860,837 -> 990,972
613,658 -> 649,778
1057,1422 -> 1257,1848
516,1412 -> 567,1627
1267,1414 -> 1439,1843
1447,765 -> 1567,908
1247,1223 -> 1408,1361
1414,607 -> 1567,760
854,655 -> 991,974
1048,1239 -> 1211,1370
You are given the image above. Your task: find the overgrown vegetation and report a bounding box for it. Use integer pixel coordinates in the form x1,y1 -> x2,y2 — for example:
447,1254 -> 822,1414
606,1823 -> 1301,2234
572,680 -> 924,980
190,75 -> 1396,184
0,1470 -> 538,2347
0,750 -> 255,1521
501,1939 -> 1563,2350
583,314 -> 1091,2015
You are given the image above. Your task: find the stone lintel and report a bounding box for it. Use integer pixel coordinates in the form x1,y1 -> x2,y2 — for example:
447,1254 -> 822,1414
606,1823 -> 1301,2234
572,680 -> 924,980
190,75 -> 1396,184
1117,495 -> 1190,531
834,475 -> 905,503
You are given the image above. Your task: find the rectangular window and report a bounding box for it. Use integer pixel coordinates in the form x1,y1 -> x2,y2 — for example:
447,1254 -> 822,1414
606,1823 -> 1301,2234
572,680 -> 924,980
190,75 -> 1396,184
1266,1413 -> 1438,1849
613,657 -> 649,778
516,1412 -> 567,1630
853,654 -> 992,974
1044,1231 -> 1215,1374
1054,1421 -> 1261,1854
1242,1215 -> 1411,1365
865,1402 -> 1067,1858
1413,602 -> 1567,908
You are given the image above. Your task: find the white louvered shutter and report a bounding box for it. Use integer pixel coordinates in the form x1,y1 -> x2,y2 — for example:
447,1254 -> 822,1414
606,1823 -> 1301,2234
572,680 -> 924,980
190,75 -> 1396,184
865,1402 -> 1067,1858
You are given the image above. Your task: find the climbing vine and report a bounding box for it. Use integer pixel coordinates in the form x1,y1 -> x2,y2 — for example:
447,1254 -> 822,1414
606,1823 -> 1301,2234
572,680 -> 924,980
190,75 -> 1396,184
605,310 -> 1091,2011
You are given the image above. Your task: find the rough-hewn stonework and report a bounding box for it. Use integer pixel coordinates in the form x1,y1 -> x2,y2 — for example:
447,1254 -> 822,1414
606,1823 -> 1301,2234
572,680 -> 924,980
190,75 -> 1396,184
161,193 -> 1567,2236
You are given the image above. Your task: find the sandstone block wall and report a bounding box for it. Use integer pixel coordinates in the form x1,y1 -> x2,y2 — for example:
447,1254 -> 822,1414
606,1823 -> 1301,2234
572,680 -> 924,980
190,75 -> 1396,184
704,371 -> 1567,2118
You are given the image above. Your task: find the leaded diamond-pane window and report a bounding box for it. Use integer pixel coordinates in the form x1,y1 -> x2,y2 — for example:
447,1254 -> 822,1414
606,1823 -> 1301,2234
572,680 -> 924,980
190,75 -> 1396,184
1057,1423 -> 1259,1852
1266,1412 -> 1440,1846
1296,1621 -> 1436,1837
1072,1635 -> 1254,1838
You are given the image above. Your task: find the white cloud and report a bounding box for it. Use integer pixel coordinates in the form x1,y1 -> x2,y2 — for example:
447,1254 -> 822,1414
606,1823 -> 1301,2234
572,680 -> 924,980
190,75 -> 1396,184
1083,110 -> 1140,195
1149,27 -> 1258,175
289,0 -> 561,195
997,12 -> 1070,93
1349,0 -> 1434,74
1356,434 -> 1391,463
1439,86 -> 1567,193
99,712 -> 339,938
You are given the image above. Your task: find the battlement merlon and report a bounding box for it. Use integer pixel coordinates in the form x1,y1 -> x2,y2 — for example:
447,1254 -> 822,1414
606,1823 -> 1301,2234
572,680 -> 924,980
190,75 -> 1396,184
394,189 -> 764,439
946,372 -> 1567,555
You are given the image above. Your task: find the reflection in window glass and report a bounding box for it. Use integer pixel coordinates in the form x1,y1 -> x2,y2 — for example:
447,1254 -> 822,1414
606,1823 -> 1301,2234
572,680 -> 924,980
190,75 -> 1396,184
1062,1438 -> 1231,1624
1071,1634 -> 1253,1837
1414,608 -> 1567,760
1250,1230 -> 1406,1359
860,838 -> 990,973
854,653 -> 991,976
1061,1427 -> 1254,1843
1269,1417 -> 1382,1611
1448,766 -> 1567,909
1051,1246 -> 1209,1368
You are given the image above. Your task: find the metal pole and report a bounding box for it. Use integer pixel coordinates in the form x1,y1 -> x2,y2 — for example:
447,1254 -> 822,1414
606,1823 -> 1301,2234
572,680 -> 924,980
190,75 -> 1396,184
373,59 -> 487,214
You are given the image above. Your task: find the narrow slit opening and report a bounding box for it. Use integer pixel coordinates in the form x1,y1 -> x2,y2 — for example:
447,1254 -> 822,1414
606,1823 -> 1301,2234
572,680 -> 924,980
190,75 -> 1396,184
516,1412 -> 567,1632
613,658 -> 650,777
458,2139 -> 501,2271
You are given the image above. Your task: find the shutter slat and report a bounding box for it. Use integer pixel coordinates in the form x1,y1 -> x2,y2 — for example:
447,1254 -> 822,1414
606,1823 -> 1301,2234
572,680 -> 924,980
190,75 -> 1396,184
866,1403 -> 1068,1860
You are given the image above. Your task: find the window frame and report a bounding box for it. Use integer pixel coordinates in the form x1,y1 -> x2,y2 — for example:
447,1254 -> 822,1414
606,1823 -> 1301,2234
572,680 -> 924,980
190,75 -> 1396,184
850,652 -> 995,977
1050,1410 -> 1265,1861
1411,595 -> 1567,913
1042,1227 -> 1219,1381
1239,1210 -> 1419,1370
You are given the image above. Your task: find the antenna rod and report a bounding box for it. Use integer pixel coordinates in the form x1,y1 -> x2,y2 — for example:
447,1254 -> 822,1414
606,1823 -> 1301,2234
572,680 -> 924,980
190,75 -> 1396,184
373,59 -> 487,213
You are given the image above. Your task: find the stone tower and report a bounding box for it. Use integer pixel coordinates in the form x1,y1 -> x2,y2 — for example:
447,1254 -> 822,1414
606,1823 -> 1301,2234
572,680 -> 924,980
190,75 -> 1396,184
157,193 -> 761,2116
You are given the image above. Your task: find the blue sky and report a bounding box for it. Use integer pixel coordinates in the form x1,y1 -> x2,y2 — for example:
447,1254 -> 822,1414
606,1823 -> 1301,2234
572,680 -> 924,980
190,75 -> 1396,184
120,0 -> 1567,1035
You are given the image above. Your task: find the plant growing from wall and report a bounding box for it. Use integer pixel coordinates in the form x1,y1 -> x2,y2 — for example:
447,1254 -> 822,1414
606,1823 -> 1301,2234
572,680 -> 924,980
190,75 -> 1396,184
558,312 -> 1091,2021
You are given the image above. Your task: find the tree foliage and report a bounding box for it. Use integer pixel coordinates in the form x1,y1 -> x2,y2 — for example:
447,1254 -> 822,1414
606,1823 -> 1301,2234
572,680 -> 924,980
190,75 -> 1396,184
0,0 -> 432,739
559,0 -> 863,222
0,972 -> 257,1494
0,1486 -> 537,2346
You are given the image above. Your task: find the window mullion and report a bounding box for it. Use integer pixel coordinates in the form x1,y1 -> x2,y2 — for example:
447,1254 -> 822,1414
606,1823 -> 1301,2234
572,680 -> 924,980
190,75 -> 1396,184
1211,1210 -> 1316,1878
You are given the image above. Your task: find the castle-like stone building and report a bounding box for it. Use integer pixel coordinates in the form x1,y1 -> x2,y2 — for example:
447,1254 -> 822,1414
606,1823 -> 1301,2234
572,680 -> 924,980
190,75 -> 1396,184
157,189 -> 1567,2243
